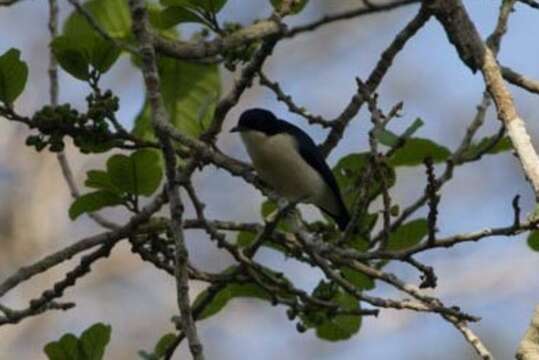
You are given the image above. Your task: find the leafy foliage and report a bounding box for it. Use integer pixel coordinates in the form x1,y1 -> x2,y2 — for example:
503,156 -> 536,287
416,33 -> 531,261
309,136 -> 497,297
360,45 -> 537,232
192,266 -> 284,320
69,190 -> 124,220
341,267 -> 375,290
386,219 -> 428,251
333,152 -> 396,208
374,118 -> 424,147
52,0 -> 130,80
300,281 -> 361,341
51,36 -> 92,81
106,150 -> 163,196
158,6 -> 206,27
44,323 -> 111,360
0,48 -> 28,105
270,0 -> 309,14
193,281 -> 273,319
133,56 -> 221,139
161,0 -> 228,13
159,0 -> 228,28
527,231 -> 539,252
64,0 -> 131,38
69,149 -> 163,219
461,136 -> 512,160
389,138 -> 450,167
138,333 -> 176,360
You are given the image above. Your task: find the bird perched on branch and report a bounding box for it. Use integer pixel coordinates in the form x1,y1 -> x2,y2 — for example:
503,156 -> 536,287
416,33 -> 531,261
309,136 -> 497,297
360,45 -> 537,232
231,108 -> 350,230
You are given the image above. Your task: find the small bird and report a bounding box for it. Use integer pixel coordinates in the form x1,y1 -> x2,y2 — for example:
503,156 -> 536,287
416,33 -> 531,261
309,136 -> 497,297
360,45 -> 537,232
231,108 -> 350,230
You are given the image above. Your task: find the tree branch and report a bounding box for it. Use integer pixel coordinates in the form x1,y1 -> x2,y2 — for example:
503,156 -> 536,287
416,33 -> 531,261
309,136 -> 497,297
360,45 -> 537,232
153,0 -> 419,61
128,1 -> 204,358
502,66 -> 539,95
428,0 -> 539,199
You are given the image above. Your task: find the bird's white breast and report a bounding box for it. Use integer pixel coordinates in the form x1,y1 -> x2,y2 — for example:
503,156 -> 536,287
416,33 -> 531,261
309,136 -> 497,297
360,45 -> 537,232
240,131 -> 338,214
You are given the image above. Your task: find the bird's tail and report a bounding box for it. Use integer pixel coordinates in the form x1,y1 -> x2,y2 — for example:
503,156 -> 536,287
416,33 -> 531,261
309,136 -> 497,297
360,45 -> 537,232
332,204 -> 350,231
322,198 -> 350,231
333,211 -> 350,231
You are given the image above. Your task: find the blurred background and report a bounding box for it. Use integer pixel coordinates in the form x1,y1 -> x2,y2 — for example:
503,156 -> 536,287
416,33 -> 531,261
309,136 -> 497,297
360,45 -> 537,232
1,0 -> 539,359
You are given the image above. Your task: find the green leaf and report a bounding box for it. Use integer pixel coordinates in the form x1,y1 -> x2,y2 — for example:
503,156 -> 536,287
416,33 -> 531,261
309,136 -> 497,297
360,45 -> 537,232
527,231 -> 539,252
236,231 -> 255,248
44,334 -> 82,360
57,0 -> 129,77
192,266 -> 293,320
133,57 -> 221,140
270,0 -> 309,14
341,267 -> 375,291
44,323 -> 111,360
90,40 -> 121,73
488,137 -> 512,153
153,333 -> 176,357
236,229 -> 286,253
373,118 -> 424,148
387,218 -> 428,251
261,200 -> 277,220
193,282 -> 271,320
301,282 -> 362,341
336,213 -> 377,251
159,6 -> 207,28
161,0 -> 228,13
0,48 -> 29,104
131,149 -> 163,195
374,128 -> 400,147
159,57 -> 221,137
333,153 -> 368,209
137,352 -> 154,360
132,101 -> 153,140
79,323 -> 111,360
84,170 -> 120,193
137,332 -> 176,360
401,118 -> 424,139
69,190 -> 124,220
389,138 -> 450,167
462,136 -> 512,160
315,292 -> 361,341
333,153 -> 395,208
349,235 -> 370,252
51,36 -> 90,80
198,0 -> 228,12
64,0 -> 131,39
106,149 -> 163,196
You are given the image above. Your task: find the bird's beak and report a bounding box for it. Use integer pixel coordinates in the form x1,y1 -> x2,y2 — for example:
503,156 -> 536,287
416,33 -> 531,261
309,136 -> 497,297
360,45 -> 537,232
230,125 -> 244,133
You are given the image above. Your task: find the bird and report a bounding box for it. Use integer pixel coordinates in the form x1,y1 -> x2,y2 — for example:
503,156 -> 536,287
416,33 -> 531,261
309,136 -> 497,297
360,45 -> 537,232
231,108 -> 350,230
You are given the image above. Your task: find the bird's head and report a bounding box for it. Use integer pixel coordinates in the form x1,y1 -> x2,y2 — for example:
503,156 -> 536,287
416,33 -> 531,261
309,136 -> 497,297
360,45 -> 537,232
230,108 -> 280,136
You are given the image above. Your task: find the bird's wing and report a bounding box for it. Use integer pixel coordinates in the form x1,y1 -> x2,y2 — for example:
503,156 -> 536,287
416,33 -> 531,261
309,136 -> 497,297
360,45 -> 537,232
277,120 -> 347,216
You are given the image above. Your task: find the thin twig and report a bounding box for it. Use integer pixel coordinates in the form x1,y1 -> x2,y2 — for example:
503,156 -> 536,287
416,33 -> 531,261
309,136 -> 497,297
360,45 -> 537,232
320,4 -> 431,157
444,316 -> 495,360
424,157 -> 439,246
203,27 -> 283,142
258,71 -> 334,128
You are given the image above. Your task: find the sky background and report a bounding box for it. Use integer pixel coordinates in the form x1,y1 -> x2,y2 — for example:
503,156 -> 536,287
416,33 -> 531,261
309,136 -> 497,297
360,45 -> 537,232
1,0 -> 539,359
